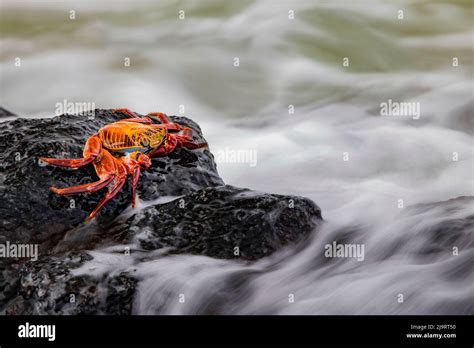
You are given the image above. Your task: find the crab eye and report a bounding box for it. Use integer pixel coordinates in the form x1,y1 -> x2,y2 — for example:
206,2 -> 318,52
141,138 -> 149,147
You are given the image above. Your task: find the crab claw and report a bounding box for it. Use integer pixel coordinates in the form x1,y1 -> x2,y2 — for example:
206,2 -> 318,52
122,152 -> 151,209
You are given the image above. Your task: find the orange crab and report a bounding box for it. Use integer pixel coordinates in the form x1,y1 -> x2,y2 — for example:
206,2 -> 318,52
40,108 -> 208,222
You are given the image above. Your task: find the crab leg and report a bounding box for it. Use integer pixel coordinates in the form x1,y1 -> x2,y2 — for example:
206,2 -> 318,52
176,127 -> 208,150
113,108 -> 139,118
115,109 -> 174,125
113,108 -> 156,124
179,140 -> 209,150
116,117 -> 154,124
114,109 -> 182,131
86,177 -> 127,222
115,118 -> 179,131
121,152 -> 150,208
114,108 -> 170,124
130,166 -> 141,208
40,135 -> 102,168
178,127 -> 193,140
147,112 -> 171,124
50,174 -> 114,195
147,112 -> 181,130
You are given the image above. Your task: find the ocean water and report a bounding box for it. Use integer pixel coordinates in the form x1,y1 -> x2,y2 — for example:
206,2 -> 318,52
1,0 -> 473,314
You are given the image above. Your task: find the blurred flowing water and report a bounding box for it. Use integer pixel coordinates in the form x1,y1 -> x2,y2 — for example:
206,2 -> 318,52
1,0 -> 473,314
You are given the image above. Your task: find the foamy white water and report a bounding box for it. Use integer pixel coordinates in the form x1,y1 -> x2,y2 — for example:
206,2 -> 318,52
1,0 -> 472,314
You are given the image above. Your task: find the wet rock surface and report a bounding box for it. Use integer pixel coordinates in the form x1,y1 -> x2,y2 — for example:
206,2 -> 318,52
1,251 -> 137,315
0,108 -> 322,314
122,185 -> 322,260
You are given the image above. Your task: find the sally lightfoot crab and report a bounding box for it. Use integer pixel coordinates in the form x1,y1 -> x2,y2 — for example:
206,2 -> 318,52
40,109 -> 208,222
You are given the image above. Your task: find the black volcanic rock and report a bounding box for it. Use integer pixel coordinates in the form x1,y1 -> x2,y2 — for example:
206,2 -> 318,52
1,251 -> 137,315
123,185 -> 322,260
